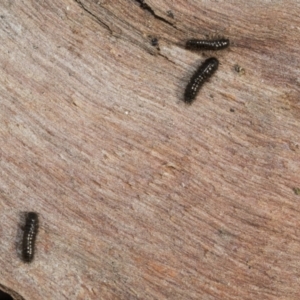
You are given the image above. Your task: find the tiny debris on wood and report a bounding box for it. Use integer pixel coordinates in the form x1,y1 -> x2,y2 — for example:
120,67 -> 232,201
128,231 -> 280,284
293,188 -> 300,195
234,64 -> 245,75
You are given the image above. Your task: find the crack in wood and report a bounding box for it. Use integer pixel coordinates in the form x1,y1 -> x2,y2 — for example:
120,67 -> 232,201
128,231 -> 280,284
0,283 -> 25,300
74,0 -> 113,34
73,1 -> 178,60
135,0 -> 177,28
158,53 -> 176,65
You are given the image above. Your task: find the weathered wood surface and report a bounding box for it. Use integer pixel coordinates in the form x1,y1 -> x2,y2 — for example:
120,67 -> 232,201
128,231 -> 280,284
1,0 -> 300,299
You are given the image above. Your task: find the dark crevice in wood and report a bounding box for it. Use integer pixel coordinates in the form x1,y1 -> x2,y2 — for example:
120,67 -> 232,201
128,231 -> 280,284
158,53 -> 176,65
73,0 -> 113,34
0,289 -> 12,300
0,284 -> 25,300
135,0 -> 177,28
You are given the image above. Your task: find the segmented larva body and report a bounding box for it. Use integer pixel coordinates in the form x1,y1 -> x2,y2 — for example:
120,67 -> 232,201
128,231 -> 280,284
22,212 -> 39,262
186,38 -> 229,50
184,57 -> 219,104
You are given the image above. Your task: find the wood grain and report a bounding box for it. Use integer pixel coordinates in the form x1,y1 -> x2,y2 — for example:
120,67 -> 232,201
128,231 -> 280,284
0,0 -> 300,299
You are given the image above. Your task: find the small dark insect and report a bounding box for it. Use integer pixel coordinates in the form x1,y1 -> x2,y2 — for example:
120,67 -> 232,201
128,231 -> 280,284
184,57 -> 219,104
22,212 -> 39,262
151,37 -> 158,46
186,38 -> 229,51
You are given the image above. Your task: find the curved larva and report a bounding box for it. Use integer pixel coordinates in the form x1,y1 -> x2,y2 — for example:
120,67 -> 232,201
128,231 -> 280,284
22,212 -> 39,262
184,57 -> 219,104
186,38 -> 229,50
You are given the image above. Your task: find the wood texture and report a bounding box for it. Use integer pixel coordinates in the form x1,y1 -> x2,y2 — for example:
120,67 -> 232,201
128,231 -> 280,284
1,0 -> 300,299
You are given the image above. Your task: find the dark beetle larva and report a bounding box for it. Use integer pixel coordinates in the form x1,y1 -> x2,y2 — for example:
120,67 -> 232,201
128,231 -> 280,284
22,212 -> 39,262
186,38 -> 229,50
184,57 -> 219,104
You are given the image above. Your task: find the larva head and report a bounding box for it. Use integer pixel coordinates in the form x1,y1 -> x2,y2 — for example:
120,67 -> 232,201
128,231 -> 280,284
206,57 -> 219,71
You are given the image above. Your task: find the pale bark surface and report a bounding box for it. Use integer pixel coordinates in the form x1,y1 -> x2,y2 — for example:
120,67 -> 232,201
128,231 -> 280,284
0,1 -> 300,299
